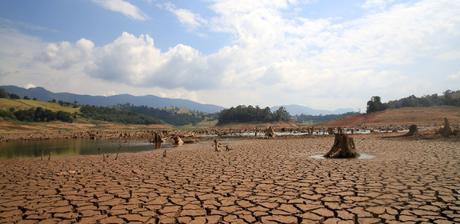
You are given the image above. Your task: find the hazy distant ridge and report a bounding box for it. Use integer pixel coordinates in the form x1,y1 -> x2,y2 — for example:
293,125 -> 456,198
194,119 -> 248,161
0,85 -> 224,113
271,104 -> 353,115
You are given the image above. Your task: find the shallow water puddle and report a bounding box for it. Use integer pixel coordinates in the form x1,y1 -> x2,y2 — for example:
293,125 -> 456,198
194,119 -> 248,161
309,153 -> 375,160
0,139 -> 173,159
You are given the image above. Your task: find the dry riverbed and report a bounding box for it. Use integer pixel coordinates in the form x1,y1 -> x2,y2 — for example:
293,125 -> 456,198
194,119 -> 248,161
0,137 -> 459,223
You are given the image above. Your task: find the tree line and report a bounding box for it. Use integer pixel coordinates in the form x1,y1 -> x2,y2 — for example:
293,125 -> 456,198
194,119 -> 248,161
80,104 -> 207,126
0,88 -> 21,99
217,105 -> 290,125
80,105 -> 162,125
367,90 -> 460,113
0,107 -> 74,122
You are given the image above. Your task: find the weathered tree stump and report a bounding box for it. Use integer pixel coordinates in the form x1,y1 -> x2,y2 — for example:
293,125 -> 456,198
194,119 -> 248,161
173,135 -> 184,146
265,126 -> 276,138
213,139 -> 219,152
404,124 -> 418,136
439,118 -> 453,137
153,132 -> 163,149
324,134 -> 359,158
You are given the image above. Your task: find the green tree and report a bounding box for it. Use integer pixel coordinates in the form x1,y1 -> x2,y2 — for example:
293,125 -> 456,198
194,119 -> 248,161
273,106 -> 290,121
366,96 -> 386,113
0,89 -> 8,98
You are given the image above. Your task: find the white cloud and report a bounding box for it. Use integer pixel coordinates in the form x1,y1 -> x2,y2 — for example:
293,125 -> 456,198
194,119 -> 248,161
161,3 -> 206,30
85,32 -> 220,89
448,71 -> 460,80
92,0 -> 148,21
24,83 -> 36,89
1,0 -> 460,110
37,38 -> 94,70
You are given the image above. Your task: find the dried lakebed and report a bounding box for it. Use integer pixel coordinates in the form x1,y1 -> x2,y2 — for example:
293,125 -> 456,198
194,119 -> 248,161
0,137 -> 459,223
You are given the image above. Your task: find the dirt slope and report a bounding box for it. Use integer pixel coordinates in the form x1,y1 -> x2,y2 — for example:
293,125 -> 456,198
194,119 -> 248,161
320,106 -> 460,127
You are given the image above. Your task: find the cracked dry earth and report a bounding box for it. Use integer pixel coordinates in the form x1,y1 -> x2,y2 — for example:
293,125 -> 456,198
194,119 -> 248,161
0,137 -> 459,224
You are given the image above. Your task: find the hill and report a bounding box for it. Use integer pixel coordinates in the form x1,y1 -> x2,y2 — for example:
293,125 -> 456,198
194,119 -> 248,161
320,106 -> 460,127
271,104 -> 353,115
0,98 -> 78,113
0,85 -> 224,113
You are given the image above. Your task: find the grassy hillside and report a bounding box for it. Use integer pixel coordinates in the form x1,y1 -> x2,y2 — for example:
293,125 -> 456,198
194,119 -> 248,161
320,106 -> 460,127
0,99 -> 79,113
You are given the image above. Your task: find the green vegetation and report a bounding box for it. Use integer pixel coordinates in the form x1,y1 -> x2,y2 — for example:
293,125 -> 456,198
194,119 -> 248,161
294,112 -> 360,124
217,105 -> 290,125
1,107 -> 73,122
127,105 -> 206,126
0,89 -> 77,123
385,90 -> 460,108
367,90 -> 460,114
80,105 -> 161,124
80,104 -> 208,125
366,96 -> 386,113
0,98 -> 79,113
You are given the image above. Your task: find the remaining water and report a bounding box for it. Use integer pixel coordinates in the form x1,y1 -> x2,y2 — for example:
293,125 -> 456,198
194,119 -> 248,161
0,139 -> 169,159
199,130 -> 375,138
310,153 -> 375,160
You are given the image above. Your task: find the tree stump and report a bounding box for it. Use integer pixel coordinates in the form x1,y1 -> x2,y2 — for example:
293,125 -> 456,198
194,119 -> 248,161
153,132 -> 163,149
404,124 -> 418,136
439,118 -> 452,137
213,139 -> 219,152
265,126 -> 276,138
324,134 -> 359,158
173,135 -> 184,146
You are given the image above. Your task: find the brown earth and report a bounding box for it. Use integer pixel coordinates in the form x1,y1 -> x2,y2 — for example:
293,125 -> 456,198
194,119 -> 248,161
0,136 -> 459,223
320,106 -> 460,128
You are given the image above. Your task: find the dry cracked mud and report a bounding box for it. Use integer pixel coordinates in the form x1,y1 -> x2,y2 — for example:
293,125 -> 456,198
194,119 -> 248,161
0,137 -> 459,223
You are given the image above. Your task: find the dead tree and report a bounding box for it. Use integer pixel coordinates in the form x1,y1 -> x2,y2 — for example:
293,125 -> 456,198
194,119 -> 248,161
403,124 -> 418,136
324,134 -> 359,158
153,132 -> 163,149
173,135 -> 184,146
439,118 -> 453,137
265,126 -> 276,138
213,139 -> 220,152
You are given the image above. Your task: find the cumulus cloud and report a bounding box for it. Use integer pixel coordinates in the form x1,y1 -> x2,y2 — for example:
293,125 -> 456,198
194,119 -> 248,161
92,0 -> 148,21
37,39 -> 94,70
85,32 -> 221,89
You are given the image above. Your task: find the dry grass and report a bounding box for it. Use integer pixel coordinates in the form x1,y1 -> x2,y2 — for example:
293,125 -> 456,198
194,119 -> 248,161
0,98 -> 79,113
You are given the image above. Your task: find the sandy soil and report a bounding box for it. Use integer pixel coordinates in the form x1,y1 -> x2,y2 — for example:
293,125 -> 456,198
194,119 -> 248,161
0,137 -> 459,223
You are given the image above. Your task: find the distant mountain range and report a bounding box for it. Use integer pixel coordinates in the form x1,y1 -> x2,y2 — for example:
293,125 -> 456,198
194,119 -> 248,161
0,85 -> 354,115
0,85 -> 224,113
271,104 -> 353,115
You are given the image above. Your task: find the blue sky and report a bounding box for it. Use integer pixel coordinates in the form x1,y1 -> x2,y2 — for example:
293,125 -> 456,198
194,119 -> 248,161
0,0 -> 459,110
0,0 -> 367,53
0,0 -> 227,53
